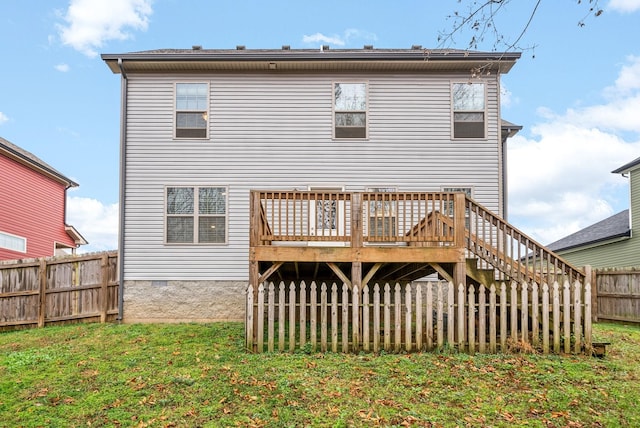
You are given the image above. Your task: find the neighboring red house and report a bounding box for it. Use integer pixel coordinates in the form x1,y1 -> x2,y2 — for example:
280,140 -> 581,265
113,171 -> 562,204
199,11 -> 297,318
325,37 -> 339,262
0,137 -> 86,260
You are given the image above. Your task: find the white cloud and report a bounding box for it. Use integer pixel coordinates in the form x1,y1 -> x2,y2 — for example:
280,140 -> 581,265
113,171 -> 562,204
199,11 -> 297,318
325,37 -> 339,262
302,28 -> 377,48
0,112 -> 8,125
67,197 -> 119,253
54,63 -> 70,72
608,0 -> 640,13
508,56 -> 640,245
57,0 -> 153,57
302,33 -> 346,46
605,55 -> 640,95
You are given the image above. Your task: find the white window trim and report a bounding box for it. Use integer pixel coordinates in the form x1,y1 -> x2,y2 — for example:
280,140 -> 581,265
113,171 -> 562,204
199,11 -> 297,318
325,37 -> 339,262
0,230 -> 27,253
332,81 -> 369,140
451,81 -> 487,140
174,82 -> 210,140
164,185 -> 228,245
441,186 -> 474,198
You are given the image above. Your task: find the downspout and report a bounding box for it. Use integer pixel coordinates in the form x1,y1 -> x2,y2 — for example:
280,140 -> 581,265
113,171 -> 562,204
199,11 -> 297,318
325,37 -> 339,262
502,132 -> 508,221
497,74 -> 507,220
117,58 -> 128,321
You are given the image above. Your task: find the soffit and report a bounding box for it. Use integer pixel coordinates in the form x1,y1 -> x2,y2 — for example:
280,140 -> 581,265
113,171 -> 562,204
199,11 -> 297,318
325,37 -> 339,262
102,49 -> 520,75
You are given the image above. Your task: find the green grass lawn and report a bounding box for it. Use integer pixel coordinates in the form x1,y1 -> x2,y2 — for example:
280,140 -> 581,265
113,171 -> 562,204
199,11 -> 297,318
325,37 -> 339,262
0,322 -> 638,427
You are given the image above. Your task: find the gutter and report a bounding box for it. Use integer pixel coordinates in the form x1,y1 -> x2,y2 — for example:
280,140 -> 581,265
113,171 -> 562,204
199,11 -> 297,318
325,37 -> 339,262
102,50 -> 522,63
117,58 -> 128,321
551,231 -> 632,254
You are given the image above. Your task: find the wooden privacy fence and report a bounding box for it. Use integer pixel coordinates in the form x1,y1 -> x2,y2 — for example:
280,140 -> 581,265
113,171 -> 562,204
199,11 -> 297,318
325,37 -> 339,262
0,251 -> 118,330
595,268 -> 640,324
246,280 -> 593,355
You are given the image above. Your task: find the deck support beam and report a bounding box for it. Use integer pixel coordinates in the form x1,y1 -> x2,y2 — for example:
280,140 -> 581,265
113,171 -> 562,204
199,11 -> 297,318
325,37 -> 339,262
327,262 -> 352,288
430,263 -> 454,283
258,262 -> 284,284
363,263 -> 383,287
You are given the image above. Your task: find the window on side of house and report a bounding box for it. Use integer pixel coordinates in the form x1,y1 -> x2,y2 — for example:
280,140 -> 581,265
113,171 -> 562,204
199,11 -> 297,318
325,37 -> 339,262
0,231 -> 26,253
334,82 -> 367,139
175,83 -> 209,139
452,82 -> 486,139
165,186 -> 227,244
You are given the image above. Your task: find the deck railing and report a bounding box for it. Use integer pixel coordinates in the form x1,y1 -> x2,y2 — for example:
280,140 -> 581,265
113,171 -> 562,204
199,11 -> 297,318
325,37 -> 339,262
251,190 -> 460,246
464,199 -> 586,285
250,191 -> 585,285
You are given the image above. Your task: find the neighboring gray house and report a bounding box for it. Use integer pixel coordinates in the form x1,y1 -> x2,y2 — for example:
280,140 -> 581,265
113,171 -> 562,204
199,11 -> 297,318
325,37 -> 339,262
102,46 -> 524,322
547,157 -> 640,268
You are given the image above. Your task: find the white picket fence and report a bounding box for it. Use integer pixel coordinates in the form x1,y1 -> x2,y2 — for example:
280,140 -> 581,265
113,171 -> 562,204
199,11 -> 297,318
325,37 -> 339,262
246,281 -> 593,355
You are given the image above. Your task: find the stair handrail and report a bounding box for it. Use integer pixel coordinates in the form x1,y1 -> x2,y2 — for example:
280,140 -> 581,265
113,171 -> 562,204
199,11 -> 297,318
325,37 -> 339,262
464,196 -> 585,285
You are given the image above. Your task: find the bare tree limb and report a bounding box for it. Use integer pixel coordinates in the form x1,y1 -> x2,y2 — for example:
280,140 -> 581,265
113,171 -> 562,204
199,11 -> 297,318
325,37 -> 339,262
438,0 -> 604,54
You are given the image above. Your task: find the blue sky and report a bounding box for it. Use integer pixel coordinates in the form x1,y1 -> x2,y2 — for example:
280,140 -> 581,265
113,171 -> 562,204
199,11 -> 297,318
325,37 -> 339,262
1,0 -> 640,252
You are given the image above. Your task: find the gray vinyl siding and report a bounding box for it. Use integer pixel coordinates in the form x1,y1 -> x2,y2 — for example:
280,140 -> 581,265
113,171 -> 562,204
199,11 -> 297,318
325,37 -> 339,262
123,73 -> 503,280
557,168 -> 640,269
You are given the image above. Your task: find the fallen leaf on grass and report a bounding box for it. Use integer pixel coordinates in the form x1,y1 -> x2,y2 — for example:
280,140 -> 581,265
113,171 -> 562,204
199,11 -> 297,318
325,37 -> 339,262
502,412 -> 515,422
29,388 -> 49,399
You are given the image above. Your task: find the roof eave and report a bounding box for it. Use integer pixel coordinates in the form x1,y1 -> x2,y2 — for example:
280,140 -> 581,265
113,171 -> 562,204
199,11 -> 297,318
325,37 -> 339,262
0,138 -> 78,187
553,231 -> 631,253
65,225 -> 88,246
102,49 -> 521,75
612,155 -> 640,174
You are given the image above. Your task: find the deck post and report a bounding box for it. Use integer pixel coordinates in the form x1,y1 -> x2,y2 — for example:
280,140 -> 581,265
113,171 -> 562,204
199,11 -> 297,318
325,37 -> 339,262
249,191 -> 261,351
351,192 -> 363,248
453,193 -> 466,248
452,192 -> 467,298
250,191 -> 261,247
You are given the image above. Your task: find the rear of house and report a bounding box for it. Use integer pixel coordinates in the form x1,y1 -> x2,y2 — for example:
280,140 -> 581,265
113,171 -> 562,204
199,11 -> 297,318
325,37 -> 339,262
103,47 -> 523,322
0,137 -> 86,260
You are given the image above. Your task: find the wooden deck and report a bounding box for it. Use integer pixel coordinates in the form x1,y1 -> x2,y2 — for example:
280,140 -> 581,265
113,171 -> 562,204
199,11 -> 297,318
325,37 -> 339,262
249,191 -> 586,289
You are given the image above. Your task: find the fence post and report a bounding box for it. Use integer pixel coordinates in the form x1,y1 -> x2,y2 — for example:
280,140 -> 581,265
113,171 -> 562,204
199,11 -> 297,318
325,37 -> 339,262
246,284 -> 254,351
584,283 -> 592,355
584,265 -> 597,322
100,253 -> 109,323
405,284 -> 413,352
257,283 -> 265,353
37,258 -> 47,328
352,284 -> 360,352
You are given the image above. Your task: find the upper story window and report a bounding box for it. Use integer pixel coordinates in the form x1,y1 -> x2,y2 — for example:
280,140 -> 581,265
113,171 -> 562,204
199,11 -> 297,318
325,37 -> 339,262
166,186 -> 227,244
334,82 -> 367,139
0,231 -> 26,253
175,83 -> 209,139
452,82 -> 486,139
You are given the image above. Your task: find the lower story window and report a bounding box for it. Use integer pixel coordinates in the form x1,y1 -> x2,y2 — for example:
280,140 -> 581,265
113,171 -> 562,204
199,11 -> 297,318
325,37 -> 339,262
166,186 -> 227,244
0,231 -> 26,252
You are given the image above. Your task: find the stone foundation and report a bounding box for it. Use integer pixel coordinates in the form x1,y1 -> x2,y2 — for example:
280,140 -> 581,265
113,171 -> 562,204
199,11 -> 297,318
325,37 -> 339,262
122,280 -> 247,323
